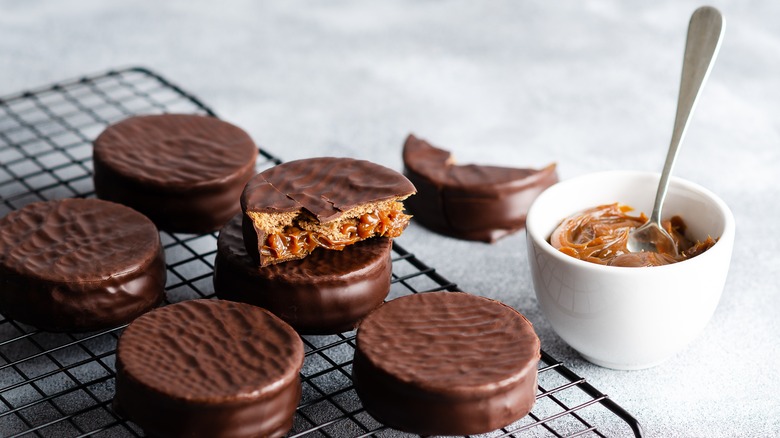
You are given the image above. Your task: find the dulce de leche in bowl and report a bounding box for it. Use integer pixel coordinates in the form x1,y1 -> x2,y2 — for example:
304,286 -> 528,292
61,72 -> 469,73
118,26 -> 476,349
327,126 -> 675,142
549,203 -> 717,267
525,171 -> 735,370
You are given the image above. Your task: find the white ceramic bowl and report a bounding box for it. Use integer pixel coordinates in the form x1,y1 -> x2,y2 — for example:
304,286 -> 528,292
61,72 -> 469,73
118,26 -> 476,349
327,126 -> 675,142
526,171 -> 734,370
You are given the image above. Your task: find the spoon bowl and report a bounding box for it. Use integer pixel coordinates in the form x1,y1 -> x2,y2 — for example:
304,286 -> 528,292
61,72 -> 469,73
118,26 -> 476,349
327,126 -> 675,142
626,220 -> 679,255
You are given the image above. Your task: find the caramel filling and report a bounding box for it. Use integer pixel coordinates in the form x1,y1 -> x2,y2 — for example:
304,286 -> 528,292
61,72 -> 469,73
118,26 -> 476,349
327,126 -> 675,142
260,209 -> 409,259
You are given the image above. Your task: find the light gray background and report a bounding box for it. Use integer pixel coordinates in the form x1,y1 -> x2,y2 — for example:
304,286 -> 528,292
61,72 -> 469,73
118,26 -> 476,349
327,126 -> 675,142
2,1 -> 779,437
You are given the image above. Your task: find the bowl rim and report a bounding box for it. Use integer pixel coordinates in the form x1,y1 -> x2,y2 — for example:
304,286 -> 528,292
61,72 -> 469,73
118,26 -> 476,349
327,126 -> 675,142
526,170 -> 735,274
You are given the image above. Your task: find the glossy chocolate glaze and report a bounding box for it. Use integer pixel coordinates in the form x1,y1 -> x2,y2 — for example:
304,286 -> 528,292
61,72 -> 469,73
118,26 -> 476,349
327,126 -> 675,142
242,157 -> 415,222
241,157 -> 415,263
215,214 -> 391,334
114,299 -> 304,438
93,114 -> 258,233
353,292 -> 540,435
402,134 -> 558,242
0,199 -> 165,332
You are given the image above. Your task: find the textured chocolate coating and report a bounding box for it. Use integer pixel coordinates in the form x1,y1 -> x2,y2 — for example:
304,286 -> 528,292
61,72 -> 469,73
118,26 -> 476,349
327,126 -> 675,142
114,299 -> 304,438
403,134 -> 558,242
353,292 -> 540,435
241,157 -> 415,262
93,114 -> 258,233
0,199 -> 165,332
215,214 -> 391,334
242,157 -> 415,222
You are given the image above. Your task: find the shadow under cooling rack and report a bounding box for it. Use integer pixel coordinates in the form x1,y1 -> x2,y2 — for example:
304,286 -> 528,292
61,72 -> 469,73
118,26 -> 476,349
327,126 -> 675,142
0,67 -> 643,438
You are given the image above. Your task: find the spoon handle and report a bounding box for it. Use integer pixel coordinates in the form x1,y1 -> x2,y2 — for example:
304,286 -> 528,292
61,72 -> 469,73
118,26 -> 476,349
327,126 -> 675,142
649,6 -> 725,224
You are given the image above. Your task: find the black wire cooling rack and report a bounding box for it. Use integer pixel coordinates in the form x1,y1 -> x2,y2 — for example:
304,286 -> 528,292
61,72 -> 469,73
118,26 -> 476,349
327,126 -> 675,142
0,67 -> 644,438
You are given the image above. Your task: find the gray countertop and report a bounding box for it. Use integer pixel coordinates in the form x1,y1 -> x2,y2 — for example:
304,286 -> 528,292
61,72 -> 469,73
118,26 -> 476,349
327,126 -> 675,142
1,1 -> 779,436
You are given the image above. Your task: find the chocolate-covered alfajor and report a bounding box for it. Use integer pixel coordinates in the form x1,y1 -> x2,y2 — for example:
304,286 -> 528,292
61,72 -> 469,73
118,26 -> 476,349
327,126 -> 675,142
93,114 -> 258,233
403,134 -> 558,242
0,199 -> 165,332
114,299 -> 304,438
215,214 -> 391,334
241,157 -> 415,266
353,292 -> 540,435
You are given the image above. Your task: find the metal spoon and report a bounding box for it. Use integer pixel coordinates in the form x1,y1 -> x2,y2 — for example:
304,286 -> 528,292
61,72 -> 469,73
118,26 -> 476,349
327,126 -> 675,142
627,6 -> 725,255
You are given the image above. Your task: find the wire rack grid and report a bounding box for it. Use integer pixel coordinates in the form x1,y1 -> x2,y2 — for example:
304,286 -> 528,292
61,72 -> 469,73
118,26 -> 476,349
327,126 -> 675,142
0,67 -> 643,438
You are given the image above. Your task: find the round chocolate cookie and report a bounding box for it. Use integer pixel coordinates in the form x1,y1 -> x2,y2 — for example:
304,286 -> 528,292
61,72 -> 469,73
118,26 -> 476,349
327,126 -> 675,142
215,214 -> 392,334
114,299 -> 304,438
241,157 -> 415,266
0,199 -> 165,332
403,134 -> 558,242
353,291 -> 541,435
93,114 -> 258,233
